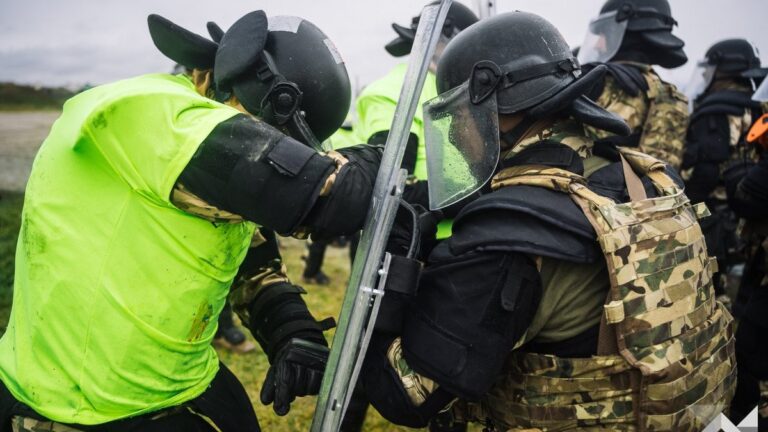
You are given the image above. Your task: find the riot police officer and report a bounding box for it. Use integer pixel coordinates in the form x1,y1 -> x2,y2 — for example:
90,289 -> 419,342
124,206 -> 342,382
0,11 -> 380,432
578,0 -> 689,170
681,39 -> 766,300
361,11 -> 734,431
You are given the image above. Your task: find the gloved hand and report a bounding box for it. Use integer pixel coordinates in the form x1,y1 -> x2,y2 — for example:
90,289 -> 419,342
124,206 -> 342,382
386,202 -> 441,260
260,338 -> 329,416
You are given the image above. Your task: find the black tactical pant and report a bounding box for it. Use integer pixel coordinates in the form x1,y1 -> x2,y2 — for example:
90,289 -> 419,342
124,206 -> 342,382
1,363 -> 259,432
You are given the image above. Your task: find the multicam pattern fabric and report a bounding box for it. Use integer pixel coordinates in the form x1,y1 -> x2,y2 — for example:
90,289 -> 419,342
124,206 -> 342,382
504,119 -> 593,161
11,417 -> 83,432
172,183 -> 243,224
586,64 -> 689,170
760,380 -> 768,420
229,232 -> 291,326
387,337 -> 441,407
477,147 -> 735,431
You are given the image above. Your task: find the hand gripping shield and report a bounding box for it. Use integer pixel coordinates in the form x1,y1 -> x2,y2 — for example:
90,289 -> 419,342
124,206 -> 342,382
310,2 -> 453,431
577,10 -> 630,65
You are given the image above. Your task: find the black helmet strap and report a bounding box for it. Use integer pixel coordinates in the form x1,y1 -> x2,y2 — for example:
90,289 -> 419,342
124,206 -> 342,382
615,3 -> 677,27
238,53 -> 323,150
470,57 -> 580,104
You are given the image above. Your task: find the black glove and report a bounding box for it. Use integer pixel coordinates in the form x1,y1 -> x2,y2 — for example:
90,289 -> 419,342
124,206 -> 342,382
260,338 -> 329,416
386,201 -> 440,260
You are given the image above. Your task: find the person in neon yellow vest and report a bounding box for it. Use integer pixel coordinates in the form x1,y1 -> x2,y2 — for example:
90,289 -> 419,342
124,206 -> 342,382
354,2 -> 479,241
0,11 -> 382,432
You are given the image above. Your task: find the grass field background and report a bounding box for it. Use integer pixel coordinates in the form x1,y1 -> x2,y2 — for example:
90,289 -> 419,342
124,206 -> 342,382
0,190 -> 478,431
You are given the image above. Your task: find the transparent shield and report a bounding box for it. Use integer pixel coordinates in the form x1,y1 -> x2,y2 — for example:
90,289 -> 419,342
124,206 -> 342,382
753,77 -> 768,102
577,11 -> 629,65
424,81 -> 500,210
684,62 -> 717,107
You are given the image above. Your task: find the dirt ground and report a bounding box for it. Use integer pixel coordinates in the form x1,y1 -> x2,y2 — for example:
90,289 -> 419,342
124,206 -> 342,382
0,111 -> 59,192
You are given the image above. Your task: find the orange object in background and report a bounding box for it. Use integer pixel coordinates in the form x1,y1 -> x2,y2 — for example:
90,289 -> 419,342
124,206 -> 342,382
747,113 -> 768,149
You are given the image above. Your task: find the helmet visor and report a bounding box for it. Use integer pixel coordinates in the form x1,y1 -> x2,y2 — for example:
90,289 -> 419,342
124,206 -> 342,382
424,81 -> 499,210
577,11 -> 629,65
753,77 -> 768,102
684,61 -> 717,107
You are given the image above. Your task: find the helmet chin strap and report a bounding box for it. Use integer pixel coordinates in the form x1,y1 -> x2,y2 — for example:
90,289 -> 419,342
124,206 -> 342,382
499,115 -> 539,151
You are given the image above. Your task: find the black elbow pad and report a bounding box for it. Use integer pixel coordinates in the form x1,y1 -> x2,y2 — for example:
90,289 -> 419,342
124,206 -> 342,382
179,115 -> 337,235
402,253 -> 541,400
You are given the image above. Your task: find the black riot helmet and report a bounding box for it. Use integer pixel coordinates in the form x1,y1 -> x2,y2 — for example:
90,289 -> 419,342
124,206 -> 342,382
578,0 -> 686,68
425,12 -> 629,210
385,1 -> 479,57
705,39 -> 767,79
148,11 -> 350,149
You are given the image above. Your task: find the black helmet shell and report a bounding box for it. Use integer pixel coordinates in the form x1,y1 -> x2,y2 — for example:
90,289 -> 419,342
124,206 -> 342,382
232,16 -> 351,143
705,39 -> 766,78
385,1 -> 479,57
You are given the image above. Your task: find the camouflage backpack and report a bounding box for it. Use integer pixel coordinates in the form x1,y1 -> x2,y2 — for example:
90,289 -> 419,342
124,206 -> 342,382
462,148 -> 736,431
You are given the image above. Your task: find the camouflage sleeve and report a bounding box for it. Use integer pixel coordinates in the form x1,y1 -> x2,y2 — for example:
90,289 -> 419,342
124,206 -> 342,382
171,182 -> 244,224
386,337 -> 441,406
228,230 -> 291,327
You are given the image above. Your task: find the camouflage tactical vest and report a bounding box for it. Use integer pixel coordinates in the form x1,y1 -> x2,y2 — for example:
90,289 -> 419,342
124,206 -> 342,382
589,65 -> 689,170
463,148 -> 736,431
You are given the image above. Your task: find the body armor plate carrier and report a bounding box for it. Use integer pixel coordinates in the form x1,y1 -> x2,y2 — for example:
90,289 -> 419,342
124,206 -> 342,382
474,148 -> 736,431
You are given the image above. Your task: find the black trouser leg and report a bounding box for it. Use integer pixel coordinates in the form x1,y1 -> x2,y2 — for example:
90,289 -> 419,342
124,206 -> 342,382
303,239 -> 328,277
340,379 -> 369,432
217,300 -> 235,334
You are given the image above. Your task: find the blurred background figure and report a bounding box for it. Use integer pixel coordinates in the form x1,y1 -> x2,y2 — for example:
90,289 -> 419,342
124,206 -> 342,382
723,78 -> 768,428
578,0 -> 689,170
681,39 -> 767,302
353,1 -> 479,241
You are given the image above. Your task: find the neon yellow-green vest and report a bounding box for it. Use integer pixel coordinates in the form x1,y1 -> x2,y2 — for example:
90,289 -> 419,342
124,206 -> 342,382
355,64 -> 453,238
355,63 -> 437,180
0,74 -> 256,425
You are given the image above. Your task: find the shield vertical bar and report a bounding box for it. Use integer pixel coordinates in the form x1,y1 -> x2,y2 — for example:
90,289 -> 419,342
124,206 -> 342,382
310,1 -> 453,431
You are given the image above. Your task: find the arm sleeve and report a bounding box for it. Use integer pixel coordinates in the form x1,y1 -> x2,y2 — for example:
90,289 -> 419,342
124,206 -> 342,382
229,228 -> 331,361
682,114 -> 731,203
361,246 -> 541,426
728,155 -> 768,219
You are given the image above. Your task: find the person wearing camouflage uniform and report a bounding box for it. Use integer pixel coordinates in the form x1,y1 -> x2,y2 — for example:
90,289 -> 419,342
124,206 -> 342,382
723,83 -> 768,429
578,0 -> 689,170
680,39 -> 767,300
0,11 -> 381,432
360,11 -> 735,431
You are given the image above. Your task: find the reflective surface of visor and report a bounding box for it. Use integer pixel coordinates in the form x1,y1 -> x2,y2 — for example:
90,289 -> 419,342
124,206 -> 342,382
753,77 -> 768,102
577,11 -> 628,65
684,62 -> 717,108
424,81 -> 500,210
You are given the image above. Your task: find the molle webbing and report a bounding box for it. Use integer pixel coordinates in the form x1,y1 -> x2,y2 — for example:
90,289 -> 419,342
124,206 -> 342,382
638,72 -> 688,170
484,148 -> 735,431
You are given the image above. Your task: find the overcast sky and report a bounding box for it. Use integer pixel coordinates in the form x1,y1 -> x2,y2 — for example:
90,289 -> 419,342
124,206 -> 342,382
1,0 -> 766,94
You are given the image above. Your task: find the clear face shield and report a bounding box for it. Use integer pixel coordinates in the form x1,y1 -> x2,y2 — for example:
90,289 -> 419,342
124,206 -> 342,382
577,11 -> 629,65
423,80 -> 500,210
684,61 -> 717,107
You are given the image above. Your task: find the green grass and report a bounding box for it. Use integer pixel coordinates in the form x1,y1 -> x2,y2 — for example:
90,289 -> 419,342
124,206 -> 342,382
0,193 -> 450,430
0,192 -> 23,332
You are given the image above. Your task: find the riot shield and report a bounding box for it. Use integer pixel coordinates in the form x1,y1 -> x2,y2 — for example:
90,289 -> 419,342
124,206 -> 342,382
310,1 -> 453,431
